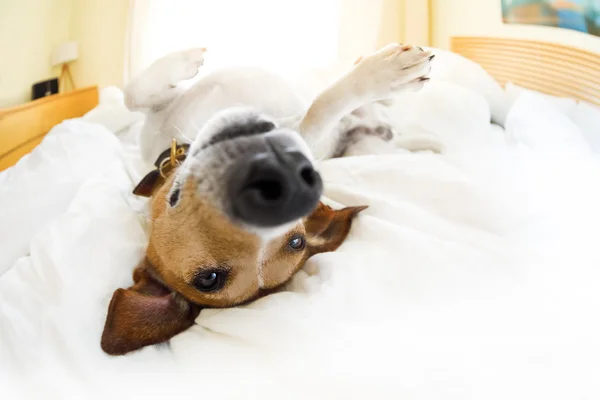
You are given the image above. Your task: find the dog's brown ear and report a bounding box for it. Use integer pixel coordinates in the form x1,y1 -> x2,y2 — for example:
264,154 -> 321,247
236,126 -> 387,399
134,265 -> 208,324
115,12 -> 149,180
304,202 -> 367,255
101,262 -> 200,356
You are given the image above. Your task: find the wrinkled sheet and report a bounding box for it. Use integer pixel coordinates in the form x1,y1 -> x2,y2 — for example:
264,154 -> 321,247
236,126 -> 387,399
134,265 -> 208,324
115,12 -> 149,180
1,82 -> 600,400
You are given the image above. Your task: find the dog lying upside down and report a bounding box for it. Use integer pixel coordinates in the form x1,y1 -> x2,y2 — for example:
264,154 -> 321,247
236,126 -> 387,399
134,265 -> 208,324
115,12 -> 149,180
101,43 -> 434,355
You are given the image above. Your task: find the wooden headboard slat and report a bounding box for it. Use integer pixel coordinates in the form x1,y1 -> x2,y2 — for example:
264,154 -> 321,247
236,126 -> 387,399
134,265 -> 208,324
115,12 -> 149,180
487,70 -> 599,105
0,86 -> 99,171
452,45 -> 600,72
451,37 -> 600,106
452,36 -> 600,66
479,60 -> 600,98
452,46 -> 600,86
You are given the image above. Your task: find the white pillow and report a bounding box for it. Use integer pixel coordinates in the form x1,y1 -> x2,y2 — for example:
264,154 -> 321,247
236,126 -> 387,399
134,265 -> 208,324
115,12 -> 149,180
425,47 -> 510,126
505,91 -> 591,156
570,101 -> 600,153
0,120 -> 125,275
387,79 -> 492,153
82,86 -> 144,135
505,82 -> 577,117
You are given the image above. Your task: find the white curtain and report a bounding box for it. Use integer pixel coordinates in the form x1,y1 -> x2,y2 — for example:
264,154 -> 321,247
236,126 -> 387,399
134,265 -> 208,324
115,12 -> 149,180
125,0 -> 390,82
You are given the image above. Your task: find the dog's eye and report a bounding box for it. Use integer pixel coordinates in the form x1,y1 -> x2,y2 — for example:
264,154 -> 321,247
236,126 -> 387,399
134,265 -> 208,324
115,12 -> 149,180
169,188 -> 180,207
288,235 -> 305,251
193,270 -> 227,292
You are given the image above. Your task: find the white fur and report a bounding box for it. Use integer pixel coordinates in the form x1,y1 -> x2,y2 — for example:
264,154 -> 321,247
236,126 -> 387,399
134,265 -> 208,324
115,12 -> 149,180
125,44 -> 433,166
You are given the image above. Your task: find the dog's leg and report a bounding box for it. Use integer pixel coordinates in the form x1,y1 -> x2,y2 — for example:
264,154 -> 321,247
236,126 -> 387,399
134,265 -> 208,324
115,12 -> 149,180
124,48 -> 207,112
298,44 -> 432,160
330,110 -> 395,158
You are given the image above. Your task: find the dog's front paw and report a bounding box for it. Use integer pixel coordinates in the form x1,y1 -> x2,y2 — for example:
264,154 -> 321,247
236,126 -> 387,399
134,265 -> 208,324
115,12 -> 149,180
352,43 -> 433,100
166,47 -> 207,86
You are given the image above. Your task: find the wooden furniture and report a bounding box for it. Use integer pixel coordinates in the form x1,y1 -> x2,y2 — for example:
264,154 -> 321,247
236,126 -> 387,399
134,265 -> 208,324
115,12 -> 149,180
451,36 -> 600,106
0,86 -> 98,171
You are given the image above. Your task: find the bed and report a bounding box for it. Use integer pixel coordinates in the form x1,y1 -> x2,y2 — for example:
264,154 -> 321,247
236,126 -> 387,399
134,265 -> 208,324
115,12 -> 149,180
2,37 -> 600,399
0,86 -> 99,171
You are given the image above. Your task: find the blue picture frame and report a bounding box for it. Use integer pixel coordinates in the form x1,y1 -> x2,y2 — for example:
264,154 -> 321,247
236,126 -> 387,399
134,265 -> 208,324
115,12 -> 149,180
501,0 -> 600,36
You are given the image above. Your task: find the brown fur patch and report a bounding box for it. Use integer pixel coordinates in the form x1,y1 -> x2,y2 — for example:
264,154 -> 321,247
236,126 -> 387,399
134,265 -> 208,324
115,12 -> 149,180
101,262 -> 200,355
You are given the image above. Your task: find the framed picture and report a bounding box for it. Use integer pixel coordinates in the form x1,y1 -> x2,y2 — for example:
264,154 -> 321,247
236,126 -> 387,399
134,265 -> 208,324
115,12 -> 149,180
501,0 -> 600,37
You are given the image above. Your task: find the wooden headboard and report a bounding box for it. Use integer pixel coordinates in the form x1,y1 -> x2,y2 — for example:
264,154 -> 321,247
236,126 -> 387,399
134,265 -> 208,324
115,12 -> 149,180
0,86 -> 99,171
451,36 -> 600,106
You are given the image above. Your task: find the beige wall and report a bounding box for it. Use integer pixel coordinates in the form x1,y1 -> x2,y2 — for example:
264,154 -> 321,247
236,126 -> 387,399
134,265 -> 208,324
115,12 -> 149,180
9,1 -> 599,108
0,0 -> 128,108
378,0 -> 405,47
378,0 -> 431,46
70,0 -> 128,90
402,0 -> 431,46
378,0 -> 431,48
0,0 -> 73,107
432,0 -> 600,52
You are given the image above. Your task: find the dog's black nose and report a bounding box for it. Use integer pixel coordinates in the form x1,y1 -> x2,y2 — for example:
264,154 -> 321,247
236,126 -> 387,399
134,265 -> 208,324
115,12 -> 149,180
229,149 -> 322,227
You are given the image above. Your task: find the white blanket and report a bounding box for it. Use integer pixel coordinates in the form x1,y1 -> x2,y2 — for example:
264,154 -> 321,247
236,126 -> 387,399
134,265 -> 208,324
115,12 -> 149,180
2,74 -> 600,399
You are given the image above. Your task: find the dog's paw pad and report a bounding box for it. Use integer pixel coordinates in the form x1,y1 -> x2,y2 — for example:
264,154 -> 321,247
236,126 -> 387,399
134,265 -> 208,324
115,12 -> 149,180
168,47 -> 207,85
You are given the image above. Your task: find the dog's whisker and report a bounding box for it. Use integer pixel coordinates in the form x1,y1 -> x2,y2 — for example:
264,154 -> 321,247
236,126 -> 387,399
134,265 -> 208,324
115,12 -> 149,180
172,123 -> 193,144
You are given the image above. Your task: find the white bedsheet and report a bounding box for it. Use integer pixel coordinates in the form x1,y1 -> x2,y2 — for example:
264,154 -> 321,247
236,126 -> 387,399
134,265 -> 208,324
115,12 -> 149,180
2,79 -> 600,399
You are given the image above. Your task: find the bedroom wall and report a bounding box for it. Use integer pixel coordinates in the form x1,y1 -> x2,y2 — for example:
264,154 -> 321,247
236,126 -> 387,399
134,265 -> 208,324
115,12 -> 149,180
378,0 -> 405,47
0,0 -> 73,107
378,0 -> 430,48
69,0 -> 129,90
432,0 -> 600,52
0,0 -> 128,108
402,0 -> 431,46
2,0 -> 412,108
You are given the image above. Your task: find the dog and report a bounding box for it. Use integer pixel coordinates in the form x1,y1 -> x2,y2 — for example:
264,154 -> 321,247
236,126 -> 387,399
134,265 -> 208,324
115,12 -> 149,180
101,43 -> 434,355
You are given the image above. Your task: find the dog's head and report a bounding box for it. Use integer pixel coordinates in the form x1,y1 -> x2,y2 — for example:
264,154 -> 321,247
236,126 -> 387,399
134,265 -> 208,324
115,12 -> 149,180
101,108 -> 366,355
